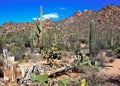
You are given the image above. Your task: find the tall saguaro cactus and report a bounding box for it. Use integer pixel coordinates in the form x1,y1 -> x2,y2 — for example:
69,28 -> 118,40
89,20 -> 95,58
39,6 -> 43,47
109,28 -> 113,49
31,6 -> 44,48
40,6 -> 42,30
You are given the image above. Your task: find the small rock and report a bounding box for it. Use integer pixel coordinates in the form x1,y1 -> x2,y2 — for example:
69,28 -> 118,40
106,50 -> 114,57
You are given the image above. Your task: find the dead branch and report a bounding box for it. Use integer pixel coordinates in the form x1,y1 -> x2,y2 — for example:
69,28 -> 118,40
48,65 -> 71,77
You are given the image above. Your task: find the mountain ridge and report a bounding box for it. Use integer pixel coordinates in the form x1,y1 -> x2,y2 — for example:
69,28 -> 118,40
0,4 -> 120,35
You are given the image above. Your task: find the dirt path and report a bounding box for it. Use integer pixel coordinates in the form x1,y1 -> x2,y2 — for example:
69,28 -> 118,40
100,58 -> 120,75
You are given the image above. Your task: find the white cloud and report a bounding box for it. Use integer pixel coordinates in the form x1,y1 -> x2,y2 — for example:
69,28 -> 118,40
43,13 -> 59,20
33,18 -> 39,21
60,7 -> 66,10
33,13 -> 59,21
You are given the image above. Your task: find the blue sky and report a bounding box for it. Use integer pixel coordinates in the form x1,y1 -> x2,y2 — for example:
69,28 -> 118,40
0,0 -> 120,25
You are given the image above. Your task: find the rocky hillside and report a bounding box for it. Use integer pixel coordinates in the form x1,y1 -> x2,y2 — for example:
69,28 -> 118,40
56,4 -> 120,31
0,4 -> 120,35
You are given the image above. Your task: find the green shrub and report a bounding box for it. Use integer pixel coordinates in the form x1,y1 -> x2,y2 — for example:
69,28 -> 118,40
30,73 -> 48,86
58,78 -> 68,86
41,46 -> 64,60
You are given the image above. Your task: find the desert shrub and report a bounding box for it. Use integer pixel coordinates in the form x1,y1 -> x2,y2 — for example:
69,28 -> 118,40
30,73 -> 48,86
45,28 -> 69,51
5,43 -> 21,53
114,47 -> 120,53
0,56 -> 4,77
45,27 -> 83,52
72,49 -> 101,73
41,46 -> 63,60
3,30 -> 31,48
67,33 -> 81,51
41,45 -> 66,67
95,29 -> 120,52
114,47 -> 120,58
72,50 -> 89,66
67,78 -> 80,86
58,78 -> 68,86
0,56 -> 3,66
95,54 -> 105,67
0,34 -> 9,48
0,37 -> 3,54
68,70 -> 104,86
18,47 -> 32,63
87,72 -> 104,86
79,39 -> 88,44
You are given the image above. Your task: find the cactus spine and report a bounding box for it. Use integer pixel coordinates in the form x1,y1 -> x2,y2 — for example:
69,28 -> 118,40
89,20 -> 95,58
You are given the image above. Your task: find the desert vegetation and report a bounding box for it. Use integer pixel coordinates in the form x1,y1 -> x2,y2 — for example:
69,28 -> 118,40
0,4 -> 120,86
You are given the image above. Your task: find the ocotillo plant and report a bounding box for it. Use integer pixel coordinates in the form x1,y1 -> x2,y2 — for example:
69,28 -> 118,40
89,19 -> 95,58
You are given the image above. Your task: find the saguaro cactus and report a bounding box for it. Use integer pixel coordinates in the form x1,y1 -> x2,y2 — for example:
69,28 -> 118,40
39,6 -> 43,46
109,29 -> 113,49
31,6 -> 44,48
89,20 -> 95,58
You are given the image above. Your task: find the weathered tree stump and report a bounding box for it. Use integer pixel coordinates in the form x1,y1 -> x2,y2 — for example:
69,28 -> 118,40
3,49 -> 17,86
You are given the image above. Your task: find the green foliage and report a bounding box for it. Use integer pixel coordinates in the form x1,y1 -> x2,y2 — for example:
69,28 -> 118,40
87,60 -> 101,71
0,56 -> 4,65
30,73 -> 36,81
0,37 -> 4,49
0,33 -> 12,47
1,30 -> 31,48
72,49 -> 101,71
72,50 -> 88,66
4,43 -> 22,58
58,78 -> 68,86
41,46 -> 63,60
41,45 -> 65,66
10,46 -> 21,52
45,27 -> 82,52
95,29 -> 120,53
114,47 -> 120,53
30,73 -> 48,86
113,47 -> 120,58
